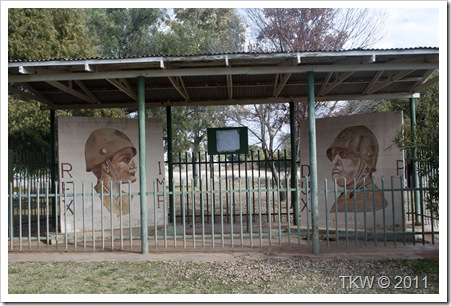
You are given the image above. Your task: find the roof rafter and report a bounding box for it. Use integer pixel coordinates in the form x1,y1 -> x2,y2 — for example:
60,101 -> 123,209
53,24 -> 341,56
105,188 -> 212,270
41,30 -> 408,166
106,78 -> 138,101
46,80 -> 98,104
273,73 -> 292,97
168,76 -> 190,101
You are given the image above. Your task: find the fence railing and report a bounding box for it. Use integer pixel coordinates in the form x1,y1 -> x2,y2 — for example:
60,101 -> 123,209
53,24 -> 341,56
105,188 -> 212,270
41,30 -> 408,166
8,175 -> 438,252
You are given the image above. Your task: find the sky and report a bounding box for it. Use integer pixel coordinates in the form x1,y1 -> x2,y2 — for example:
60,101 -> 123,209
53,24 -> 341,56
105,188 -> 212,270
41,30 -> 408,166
373,8 -> 440,49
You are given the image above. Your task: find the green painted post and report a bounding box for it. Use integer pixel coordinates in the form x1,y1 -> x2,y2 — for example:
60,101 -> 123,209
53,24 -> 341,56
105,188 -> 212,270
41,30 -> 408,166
167,106 -> 175,224
410,96 -> 421,225
307,71 -> 320,255
289,102 -> 299,225
50,109 -> 56,227
138,76 -> 148,254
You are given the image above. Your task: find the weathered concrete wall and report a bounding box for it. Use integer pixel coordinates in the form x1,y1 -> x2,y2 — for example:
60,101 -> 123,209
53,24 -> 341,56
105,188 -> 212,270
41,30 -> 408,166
299,111 -> 405,230
58,116 -> 165,233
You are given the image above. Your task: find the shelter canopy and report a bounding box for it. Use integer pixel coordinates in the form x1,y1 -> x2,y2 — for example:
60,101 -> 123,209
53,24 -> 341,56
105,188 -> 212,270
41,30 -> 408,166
8,48 -> 439,110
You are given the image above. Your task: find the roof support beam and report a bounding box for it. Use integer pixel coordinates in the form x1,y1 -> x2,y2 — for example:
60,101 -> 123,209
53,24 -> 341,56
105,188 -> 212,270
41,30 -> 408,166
273,73 -> 291,97
46,80 -> 98,104
9,62 -> 438,83
106,78 -> 138,101
74,80 -> 101,104
226,74 -> 233,99
168,76 -> 190,101
363,71 -> 384,95
412,75 -> 439,93
319,71 -> 354,96
8,85 -> 53,105
366,70 -> 414,94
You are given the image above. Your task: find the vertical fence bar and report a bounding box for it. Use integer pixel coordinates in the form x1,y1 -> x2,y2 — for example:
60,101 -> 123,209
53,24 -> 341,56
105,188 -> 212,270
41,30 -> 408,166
306,176 -> 310,244
372,179 -> 377,246
119,182 -> 123,250
333,179 -> 339,246
153,180 -> 158,249
239,178 -> 243,247
390,177 -> 396,247
63,182 -> 68,251
324,179 -> 329,248
353,179 -> 358,247
109,181 -> 114,250
277,177 -> 282,245
286,175 -> 291,246
37,182 -> 41,250
172,179 -> 177,248
229,178 -> 234,247
181,179 -> 187,248
258,178 -> 263,247
9,183 -> 13,251
220,178 -> 224,248
200,178 -> 205,248
163,180 -> 167,249
247,177 -> 253,248
27,183 -> 31,249
419,176 -> 425,245
19,182 -> 22,251
191,179 -> 196,248
74,182 -> 77,250
400,176 -> 406,246
211,178 -> 215,248
82,182 -> 86,250
54,181 -> 59,250
46,182 -> 50,249
362,178 -> 368,246
91,182 -> 96,251
266,177 -> 272,246
381,177 -> 387,246
100,181 -> 105,250
128,181 -> 132,251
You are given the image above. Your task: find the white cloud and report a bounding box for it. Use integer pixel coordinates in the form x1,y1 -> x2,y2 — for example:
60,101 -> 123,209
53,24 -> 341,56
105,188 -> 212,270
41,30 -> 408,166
374,8 -> 439,48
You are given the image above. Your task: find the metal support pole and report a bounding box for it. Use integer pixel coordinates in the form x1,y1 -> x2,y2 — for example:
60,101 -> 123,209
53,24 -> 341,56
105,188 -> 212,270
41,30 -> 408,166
166,106 -> 175,224
50,109 -> 57,227
289,102 -> 299,225
410,96 -> 421,225
307,71 -> 319,255
138,76 -> 148,254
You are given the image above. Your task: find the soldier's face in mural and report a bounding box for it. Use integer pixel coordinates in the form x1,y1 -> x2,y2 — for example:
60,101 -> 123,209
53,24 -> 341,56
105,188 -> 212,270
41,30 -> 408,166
327,125 -> 388,213
330,147 -> 365,187
105,147 -> 137,183
85,128 -> 138,216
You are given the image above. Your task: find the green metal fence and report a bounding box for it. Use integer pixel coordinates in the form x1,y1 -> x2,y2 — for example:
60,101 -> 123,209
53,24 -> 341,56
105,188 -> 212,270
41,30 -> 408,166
8,150 -> 438,253
8,176 -> 438,252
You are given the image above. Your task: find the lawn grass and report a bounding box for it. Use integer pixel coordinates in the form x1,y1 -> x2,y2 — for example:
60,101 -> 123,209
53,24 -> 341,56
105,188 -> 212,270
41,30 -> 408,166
8,258 -> 439,295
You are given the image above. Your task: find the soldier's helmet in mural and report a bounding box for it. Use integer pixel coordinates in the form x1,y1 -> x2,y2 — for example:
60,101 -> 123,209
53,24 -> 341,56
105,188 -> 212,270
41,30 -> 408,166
85,128 -> 137,172
326,125 -> 379,172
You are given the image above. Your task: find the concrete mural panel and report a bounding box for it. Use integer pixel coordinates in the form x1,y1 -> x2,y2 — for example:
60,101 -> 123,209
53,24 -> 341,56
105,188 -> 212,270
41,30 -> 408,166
299,111 -> 405,230
58,116 -> 165,233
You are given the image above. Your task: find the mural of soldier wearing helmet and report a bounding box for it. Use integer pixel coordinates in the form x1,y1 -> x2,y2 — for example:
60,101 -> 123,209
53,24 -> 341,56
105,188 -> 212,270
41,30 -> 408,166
327,125 -> 388,213
85,128 -> 137,216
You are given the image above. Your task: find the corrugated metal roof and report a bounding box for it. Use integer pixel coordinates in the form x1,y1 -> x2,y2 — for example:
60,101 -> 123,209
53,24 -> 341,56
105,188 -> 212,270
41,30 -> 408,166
8,48 -> 439,110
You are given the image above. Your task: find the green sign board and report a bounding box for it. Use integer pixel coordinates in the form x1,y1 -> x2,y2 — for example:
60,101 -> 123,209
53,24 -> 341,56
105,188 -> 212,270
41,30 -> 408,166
207,127 -> 248,155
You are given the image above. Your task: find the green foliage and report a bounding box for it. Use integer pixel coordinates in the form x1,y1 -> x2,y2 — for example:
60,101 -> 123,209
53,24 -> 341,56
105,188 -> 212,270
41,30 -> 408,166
8,98 -> 51,154
85,8 -> 167,57
8,8 -> 96,60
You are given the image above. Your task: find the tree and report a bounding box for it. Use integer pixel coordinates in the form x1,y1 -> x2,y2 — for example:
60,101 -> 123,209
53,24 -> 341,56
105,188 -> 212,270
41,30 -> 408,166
85,8 -> 168,57
8,8 -> 125,154
236,8 -> 387,179
171,8 -> 246,54
375,84 -> 439,217
244,8 -> 386,52
8,8 -> 96,60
